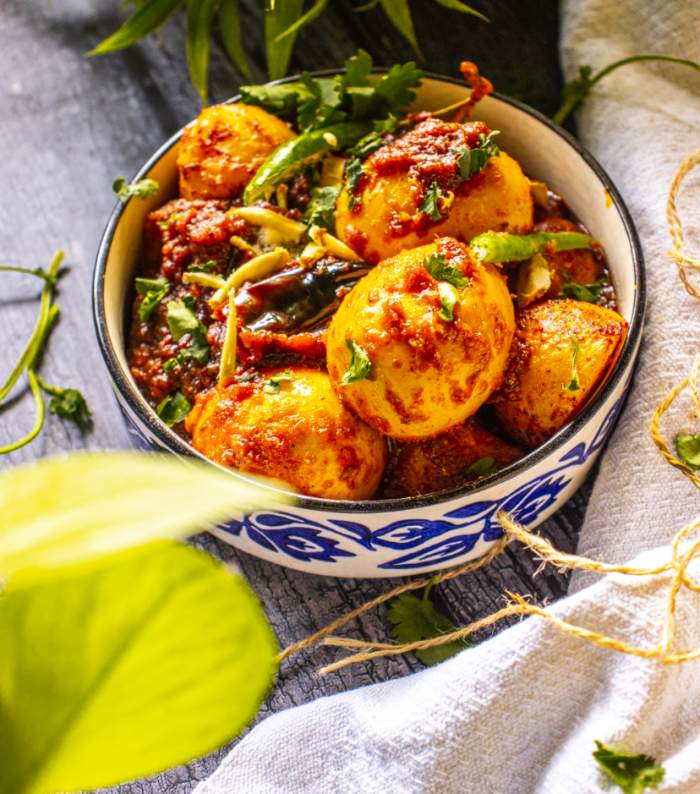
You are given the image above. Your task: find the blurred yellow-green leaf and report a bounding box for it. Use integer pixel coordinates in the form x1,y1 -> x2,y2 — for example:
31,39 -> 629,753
186,0 -> 219,103
89,0 -> 185,55
264,0 -> 304,81
0,451 -> 286,585
0,541 -> 278,794
219,0 -> 249,79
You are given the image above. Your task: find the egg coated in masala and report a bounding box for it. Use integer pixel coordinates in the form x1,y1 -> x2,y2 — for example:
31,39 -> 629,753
185,367 -> 387,500
335,118 -> 533,263
326,238 -> 515,440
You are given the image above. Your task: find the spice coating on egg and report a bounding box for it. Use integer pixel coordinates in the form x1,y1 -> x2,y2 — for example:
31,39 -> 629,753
326,238 -> 516,440
335,118 -> 533,263
177,104 -> 295,200
185,367 -> 387,500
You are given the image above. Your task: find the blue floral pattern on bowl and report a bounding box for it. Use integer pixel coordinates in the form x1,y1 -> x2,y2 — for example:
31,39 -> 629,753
119,391 -> 626,573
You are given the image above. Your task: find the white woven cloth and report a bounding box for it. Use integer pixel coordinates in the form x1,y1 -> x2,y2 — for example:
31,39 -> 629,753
196,2 -> 700,791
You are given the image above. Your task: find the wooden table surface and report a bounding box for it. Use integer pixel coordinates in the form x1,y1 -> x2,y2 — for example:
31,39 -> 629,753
1,1 -> 593,791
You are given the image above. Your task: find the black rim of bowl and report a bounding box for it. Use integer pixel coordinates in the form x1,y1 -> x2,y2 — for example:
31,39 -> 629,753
93,70 -> 646,515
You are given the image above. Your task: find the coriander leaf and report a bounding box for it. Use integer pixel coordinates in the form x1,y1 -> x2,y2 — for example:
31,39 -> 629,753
351,60 -> 423,120
423,252 -> 469,289
564,335 -> 581,392
112,176 -> 159,203
166,298 -> 204,341
135,276 -> 170,322
455,130 -> 500,179
239,81 -> 312,115
304,185 -> 341,230
420,181 -> 444,221
264,369 -> 294,394
339,48 -> 373,90
187,260 -> 217,273
156,392 -> 192,425
562,278 -> 604,303
345,155 -> 365,208
341,340 -> 372,385
37,378 -> 92,428
675,433 -> 700,470
593,741 -> 665,794
437,281 -> 459,322
388,590 -> 470,666
466,456 -> 497,478
163,334 -> 210,372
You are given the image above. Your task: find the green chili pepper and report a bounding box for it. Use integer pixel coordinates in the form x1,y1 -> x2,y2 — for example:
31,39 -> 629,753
469,231 -> 593,263
243,121 -> 372,204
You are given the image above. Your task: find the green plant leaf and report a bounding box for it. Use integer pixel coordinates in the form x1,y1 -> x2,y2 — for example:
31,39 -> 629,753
274,0 -> 329,43
379,0 -> 422,56
186,0 -> 219,103
592,740 -> 665,793
264,0 -> 304,80
0,541 -> 278,794
0,451 -> 287,585
89,0 -> 185,55
387,590 -> 470,665
675,433 -> 700,470
433,0 -> 488,22
219,0 -> 249,78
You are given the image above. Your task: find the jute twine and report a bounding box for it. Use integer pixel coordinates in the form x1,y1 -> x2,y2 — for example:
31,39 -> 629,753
279,148 -> 700,675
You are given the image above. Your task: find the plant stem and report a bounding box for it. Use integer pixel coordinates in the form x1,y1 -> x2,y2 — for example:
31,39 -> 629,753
553,55 -> 700,125
0,251 -> 63,403
0,369 -> 46,454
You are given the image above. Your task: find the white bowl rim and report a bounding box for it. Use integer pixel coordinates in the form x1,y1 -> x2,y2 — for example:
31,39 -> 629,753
92,69 -> 646,515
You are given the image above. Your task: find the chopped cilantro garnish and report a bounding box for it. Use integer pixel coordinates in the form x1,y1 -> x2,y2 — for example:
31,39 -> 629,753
564,335 -> 581,392
187,260 -> 217,273
304,185 -> 341,230
466,456 -> 497,478
112,176 -> 159,204
562,278 -> 604,303
156,392 -> 192,426
345,156 -> 365,208
264,369 -> 294,394
675,433 -> 700,470
437,281 -> 460,322
164,298 -> 210,371
423,252 -> 469,289
420,180 -> 444,221
341,340 -> 372,385
387,581 -> 470,666
592,740 -> 665,793
36,376 -> 92,428
454,130 -> 500,180
134,276 -> 170,322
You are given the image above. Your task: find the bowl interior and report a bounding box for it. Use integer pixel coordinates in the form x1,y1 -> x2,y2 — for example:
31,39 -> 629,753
97,74 -> 642,511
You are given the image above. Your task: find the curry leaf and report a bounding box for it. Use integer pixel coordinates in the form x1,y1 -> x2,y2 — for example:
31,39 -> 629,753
0,541 -> 278,794
0,451 -> 286,584
592,740 -> 665,794
433,0 -> 488,22
274,0 -> 329,43
264,0 -> 304,81
219,0 -> 249,78
379,0 -> 422,57
186,0 -> 218,103
89,0 -> 185,55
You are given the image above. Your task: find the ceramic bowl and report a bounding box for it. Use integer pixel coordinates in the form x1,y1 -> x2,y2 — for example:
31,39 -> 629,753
93,73 -> 645,578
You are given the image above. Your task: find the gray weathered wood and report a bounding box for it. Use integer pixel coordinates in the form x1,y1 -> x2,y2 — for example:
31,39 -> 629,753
1,2 -> 588,792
